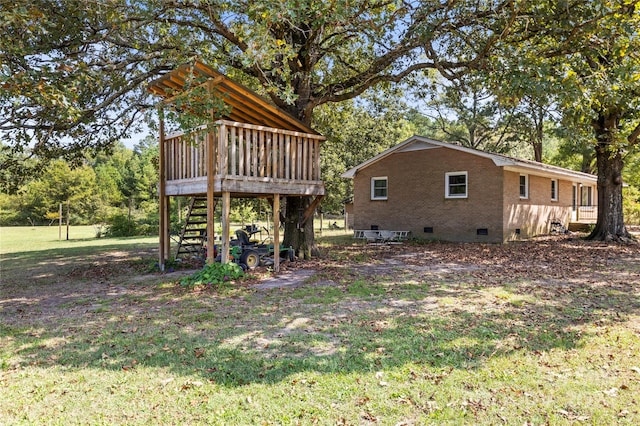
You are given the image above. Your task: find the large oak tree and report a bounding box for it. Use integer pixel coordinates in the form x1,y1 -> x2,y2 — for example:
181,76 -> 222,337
1,0 -> 520,255
491,0 -> 640,241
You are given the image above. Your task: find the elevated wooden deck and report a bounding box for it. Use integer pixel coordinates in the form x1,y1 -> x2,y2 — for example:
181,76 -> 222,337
151,62 -> 326,272
162,120 -> 325,197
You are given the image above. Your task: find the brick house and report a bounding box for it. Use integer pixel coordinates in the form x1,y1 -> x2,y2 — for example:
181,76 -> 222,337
342,136 -> 598,243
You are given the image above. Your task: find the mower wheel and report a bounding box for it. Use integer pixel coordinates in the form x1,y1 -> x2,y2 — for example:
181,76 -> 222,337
240,249 -> 260,269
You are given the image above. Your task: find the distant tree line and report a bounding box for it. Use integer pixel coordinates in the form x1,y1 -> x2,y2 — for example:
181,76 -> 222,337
2,81 -> 639,232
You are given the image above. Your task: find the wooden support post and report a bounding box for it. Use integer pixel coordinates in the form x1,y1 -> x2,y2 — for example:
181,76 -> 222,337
206,128 -> 216,264
58,203 -> 62,241
273,194 -> 280,273
206,79 -> 219,264
163,197 -> 171,259
221,192 -> 231,264
66,200 -> 70,241
158,116 -> 167,270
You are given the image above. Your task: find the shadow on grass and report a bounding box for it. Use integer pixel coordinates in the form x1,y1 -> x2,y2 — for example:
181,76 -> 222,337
1,239 -> 158,264
1,240 -> 159,278
2,263 -> 638,388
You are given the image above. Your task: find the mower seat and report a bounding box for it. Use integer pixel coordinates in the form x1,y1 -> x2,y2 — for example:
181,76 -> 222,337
235,229 -> 250,246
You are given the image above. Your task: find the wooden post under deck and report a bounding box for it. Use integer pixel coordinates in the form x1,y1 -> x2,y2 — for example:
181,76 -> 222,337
164,198 -> 170,259
206,125 -> 216,264
221,192 -> 231,264
158,117 -> 167,270
206,79 -> 218,264
273,194 -> 280,273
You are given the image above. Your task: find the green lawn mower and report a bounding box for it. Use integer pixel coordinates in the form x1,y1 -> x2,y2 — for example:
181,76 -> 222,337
219,225 -> 295,270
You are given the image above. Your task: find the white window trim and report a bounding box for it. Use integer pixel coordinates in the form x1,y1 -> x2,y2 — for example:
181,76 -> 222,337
519,174 -> 529,199
551,179 -> 558,201
445,171 -> 468,199
371,176 -> 388,200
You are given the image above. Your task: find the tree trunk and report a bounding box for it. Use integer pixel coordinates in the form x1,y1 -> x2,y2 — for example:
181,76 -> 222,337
282,196 -> 318,259
587,143 -> 632,241
280,94 -> 320,258
532,122 -> 543,163
532,139 -> 543,163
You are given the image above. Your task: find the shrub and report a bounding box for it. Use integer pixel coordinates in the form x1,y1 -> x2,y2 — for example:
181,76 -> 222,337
179,262 -> 244,287
105,213 -> 138,237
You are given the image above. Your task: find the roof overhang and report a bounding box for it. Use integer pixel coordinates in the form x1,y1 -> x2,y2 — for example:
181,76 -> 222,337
148,61 -> 319,136
341,135 -> 597,184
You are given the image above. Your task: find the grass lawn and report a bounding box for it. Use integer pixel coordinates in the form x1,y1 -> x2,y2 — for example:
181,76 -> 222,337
1,226 -> 639,424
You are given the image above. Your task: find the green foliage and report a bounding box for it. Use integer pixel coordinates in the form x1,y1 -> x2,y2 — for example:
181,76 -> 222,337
0,192 -> 21,225
624,186 -> 640,225
161,84 -> 230,137
413,73 -> 521,154
229,200 -> 258,224
105,210 -> 158,237
1,0 -> 522,182
15,159 -> 100,225
314,90 -> 415,213
3,139 -> 160,228
625,151 -> 640,188
179,262 -> 244,287
105,214 -> 139,237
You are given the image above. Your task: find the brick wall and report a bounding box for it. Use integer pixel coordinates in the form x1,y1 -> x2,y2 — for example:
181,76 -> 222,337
502,170 -> 573,240
352,147 -> 505,242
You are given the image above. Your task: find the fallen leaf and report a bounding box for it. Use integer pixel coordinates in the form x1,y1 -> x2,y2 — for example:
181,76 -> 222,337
160,378 -> 174,386
356,396 -> 370,406
361,410 -> 377,422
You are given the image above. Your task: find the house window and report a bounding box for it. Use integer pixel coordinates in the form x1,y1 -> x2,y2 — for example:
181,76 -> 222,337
581,185 -> 593,206
551,179 -> 558,201
371,177 -> 388,200
445,171 -> 468,198
519,175 -> 529,199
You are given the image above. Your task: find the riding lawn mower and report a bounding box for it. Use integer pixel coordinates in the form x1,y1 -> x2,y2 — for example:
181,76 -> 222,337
216,224 -> 295,270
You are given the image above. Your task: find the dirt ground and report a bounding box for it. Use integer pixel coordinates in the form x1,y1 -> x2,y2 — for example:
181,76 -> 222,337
2,234 -> 640,326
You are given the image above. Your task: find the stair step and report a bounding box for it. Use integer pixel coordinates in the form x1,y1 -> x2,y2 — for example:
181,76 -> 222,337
176,196 -> 213,260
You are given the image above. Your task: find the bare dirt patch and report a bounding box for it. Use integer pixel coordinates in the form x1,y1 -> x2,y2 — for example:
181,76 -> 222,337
248,234 -> 640,293
2,234 -> 639,329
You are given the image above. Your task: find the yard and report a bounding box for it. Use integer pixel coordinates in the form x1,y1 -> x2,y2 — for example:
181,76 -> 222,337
1,226 -> 639,424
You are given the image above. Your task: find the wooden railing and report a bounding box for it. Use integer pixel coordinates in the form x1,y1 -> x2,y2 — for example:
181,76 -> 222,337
164,128 -> 209,181
163,120 -> 323,182
575,205 -> 597,222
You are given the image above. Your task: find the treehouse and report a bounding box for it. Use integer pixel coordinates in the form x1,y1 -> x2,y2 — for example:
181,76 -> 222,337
148,62 -> 325,272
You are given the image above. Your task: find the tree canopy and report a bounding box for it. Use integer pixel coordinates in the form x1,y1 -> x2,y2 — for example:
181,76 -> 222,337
490,0 -> 640,240
2,0 -> 639,244
0,0 -> 519,169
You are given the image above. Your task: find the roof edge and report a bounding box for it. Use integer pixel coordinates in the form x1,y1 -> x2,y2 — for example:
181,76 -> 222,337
148,61 -> 319,136
341,135 -> 597,182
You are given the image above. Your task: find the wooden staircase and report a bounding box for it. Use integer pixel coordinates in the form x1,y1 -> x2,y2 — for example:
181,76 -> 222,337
175,196 -> 209,260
